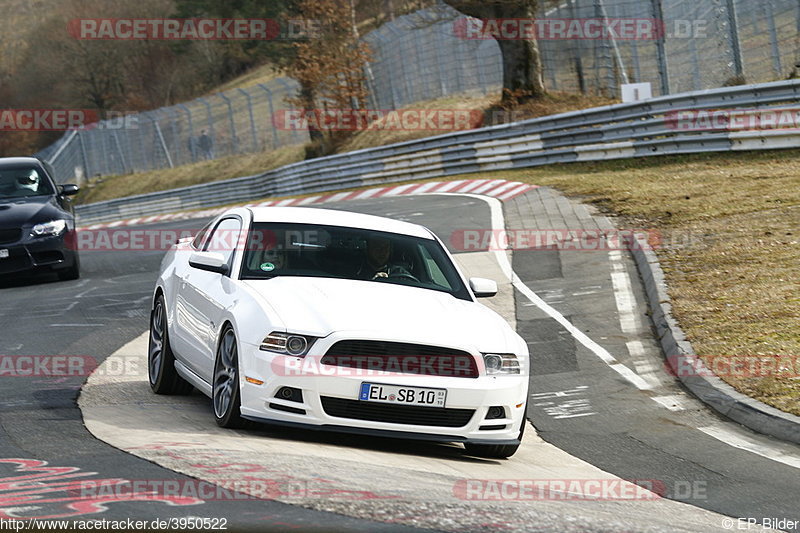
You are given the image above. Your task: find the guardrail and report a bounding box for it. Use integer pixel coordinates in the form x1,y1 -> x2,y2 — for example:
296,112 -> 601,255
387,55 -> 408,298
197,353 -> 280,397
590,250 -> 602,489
73,79 -> 800,225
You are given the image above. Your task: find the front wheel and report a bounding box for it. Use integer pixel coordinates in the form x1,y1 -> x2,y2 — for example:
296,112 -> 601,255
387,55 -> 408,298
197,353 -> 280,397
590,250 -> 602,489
57,255 -> 80,281
212,326 -> 248,428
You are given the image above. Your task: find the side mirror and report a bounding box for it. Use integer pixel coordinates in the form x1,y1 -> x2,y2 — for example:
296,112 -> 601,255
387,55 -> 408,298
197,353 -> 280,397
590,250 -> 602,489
189,251 -> 229,275
469,277 -> 498,298
61,184 -> 80,196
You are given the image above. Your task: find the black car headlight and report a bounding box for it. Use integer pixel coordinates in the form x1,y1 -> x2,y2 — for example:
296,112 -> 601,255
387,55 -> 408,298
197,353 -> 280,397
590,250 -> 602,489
31,219 -> 67,237
260,331 -> 316,357
482,353 -> 521,375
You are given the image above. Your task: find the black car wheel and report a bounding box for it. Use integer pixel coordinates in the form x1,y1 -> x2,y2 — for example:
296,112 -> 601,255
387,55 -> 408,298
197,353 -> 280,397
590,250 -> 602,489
148,295 -> 192,395
213,325 -> 248,428
57,255 -> 80,281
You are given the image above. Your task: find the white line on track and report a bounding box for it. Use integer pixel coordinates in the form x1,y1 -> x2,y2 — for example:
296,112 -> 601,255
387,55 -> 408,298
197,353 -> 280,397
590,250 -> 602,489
441,192 -> 654,392
698,425 -> 800,470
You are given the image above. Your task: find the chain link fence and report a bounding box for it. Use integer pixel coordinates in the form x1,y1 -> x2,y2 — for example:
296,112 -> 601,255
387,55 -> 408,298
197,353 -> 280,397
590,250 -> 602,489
38,1 -> 800,184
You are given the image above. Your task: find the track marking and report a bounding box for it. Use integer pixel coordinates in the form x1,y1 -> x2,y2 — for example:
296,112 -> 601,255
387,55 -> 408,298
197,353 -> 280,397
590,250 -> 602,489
450,193 -> 653,392
651,394 -> 689,412
698,425 -> 800,470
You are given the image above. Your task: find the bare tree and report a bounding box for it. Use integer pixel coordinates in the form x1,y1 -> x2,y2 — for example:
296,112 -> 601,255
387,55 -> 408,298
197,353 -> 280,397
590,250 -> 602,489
444,0 -> 546,103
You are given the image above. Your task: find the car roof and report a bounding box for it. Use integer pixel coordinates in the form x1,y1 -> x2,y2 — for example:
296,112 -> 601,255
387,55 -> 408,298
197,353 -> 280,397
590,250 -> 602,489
0,157 -> 42,167
247,206 -> 434,239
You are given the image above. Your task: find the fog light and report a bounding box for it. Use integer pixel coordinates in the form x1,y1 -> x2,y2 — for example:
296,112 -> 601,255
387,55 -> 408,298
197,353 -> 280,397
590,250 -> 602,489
486,406 -> 505,419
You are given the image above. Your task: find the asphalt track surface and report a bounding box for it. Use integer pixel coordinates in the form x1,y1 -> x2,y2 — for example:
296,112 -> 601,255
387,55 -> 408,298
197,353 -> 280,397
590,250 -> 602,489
0,192 -> 798,531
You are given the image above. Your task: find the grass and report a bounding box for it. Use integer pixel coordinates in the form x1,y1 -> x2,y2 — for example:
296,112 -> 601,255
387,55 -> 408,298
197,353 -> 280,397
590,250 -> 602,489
77,145 -> 305,205
76,90 -> 616,205
443,151 -> 799,415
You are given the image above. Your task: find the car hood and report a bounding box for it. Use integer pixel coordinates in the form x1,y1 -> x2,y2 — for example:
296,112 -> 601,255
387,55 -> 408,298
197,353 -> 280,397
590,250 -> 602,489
0,196 -> 67,228
242,277 -> 518,353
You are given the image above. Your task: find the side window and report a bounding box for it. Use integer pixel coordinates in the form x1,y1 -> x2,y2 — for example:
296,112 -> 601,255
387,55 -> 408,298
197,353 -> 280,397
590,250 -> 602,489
191,221 -> 213,250
204,218 -> 242,268
418,243 -> 451,290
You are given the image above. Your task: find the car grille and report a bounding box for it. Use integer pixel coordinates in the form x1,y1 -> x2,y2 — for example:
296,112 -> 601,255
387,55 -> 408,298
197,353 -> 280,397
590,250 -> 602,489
0,228 -> 21,245
321,396 -> 475,428
322,340 -> 479,378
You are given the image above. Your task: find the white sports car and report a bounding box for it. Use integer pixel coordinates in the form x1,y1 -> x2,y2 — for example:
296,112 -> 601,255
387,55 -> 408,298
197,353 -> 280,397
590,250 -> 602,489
149,206 -> 529,458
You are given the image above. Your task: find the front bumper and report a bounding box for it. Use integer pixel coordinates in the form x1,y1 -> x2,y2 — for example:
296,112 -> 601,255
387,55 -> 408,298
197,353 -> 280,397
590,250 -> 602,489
239,337 -> 528,444
0,231 -> 78,275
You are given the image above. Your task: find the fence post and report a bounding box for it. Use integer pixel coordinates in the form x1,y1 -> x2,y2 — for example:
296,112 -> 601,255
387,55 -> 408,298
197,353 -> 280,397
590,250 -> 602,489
199,98 -> 217,158
651,0 -> 671,95
236,88 -> 258,153
276,78 -> 304,145
112,131 -> 128,174
177,104 -> 195,163
218,92 -> 238,155
568,0 -> 587,94
154,120 -> 174,168
257,83 -> 281,150
77,131 -> 91,180
725,0 -> 745,79
763,2 -> 782,77
166,107 -> 181,165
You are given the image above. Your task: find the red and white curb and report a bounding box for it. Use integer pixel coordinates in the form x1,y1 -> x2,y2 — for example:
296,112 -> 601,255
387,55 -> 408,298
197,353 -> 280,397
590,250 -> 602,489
79,179 -> 537,230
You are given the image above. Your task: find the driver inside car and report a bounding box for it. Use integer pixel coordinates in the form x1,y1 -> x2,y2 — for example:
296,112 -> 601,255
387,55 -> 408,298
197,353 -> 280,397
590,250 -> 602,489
9,169 -> 41,196
358,236 -> 415,281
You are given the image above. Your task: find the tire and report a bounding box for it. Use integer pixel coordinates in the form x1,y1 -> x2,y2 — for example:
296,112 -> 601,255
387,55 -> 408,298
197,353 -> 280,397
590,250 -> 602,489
464,406 -> 527,459
212,325 -> 248,428
57,256 -> 80,281
148,295 -> 193,395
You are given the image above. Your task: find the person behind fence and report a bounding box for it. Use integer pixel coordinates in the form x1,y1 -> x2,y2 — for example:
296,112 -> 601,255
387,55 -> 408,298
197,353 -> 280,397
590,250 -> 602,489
198,130 -> 213,159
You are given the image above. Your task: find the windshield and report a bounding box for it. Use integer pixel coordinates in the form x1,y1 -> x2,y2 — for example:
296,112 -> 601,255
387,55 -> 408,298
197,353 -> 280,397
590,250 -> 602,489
0,166 -> 54,199
240,222 -> 471,300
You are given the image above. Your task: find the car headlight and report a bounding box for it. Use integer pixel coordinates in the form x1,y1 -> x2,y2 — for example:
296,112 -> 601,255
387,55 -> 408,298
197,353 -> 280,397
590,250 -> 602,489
482,353 -> 521,375
32,219 -> 67,237
260,331 -> 316,356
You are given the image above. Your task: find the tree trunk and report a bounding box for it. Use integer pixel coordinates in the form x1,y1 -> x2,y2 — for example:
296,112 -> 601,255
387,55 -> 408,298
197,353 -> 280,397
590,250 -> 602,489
496,37 -> 545,102
443,0 -> 546,103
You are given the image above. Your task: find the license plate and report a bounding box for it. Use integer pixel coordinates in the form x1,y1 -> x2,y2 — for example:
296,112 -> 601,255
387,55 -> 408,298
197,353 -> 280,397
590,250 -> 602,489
359,382 -> 446,407
0,249 -> 8,259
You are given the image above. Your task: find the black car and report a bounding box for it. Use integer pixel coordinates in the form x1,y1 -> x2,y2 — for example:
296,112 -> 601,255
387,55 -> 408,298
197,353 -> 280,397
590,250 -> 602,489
0,157 -> 81,281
